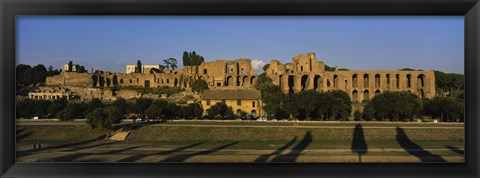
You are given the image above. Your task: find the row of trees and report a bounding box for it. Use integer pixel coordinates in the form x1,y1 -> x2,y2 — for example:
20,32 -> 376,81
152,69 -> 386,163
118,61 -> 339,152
255,73 -> 352,120
182,51 -> 205,66
67,61 -> 87,73
16,97 -> 204,121
16,64 -> 62,92
355,91 -> 464,122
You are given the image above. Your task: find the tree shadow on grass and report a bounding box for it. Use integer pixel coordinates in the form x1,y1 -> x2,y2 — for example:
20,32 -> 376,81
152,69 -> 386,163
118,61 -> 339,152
16,131 -> 34,142
351,124 -> 368,162
51,145 -> 140,162
254,137 -> 297,163
396,126 -> 446,162
160,142 -> 239,162
17,135 -> 107,158
270,131 -> 312,162
446,145 -> 464,155
117,142 -> 206,162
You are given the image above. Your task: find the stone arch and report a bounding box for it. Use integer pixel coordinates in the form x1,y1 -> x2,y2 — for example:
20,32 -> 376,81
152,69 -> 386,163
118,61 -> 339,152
313,75 -> 321,90
417,74 -> 425,88
363,74 -> 369,88
288,75 -> 295,93
386,74 -> 390,87
174,78 -> 178,87
352,74 -> 358,88
236,109 -> 242,115
352,90 -> 359,102
120,79 -> 123,84
363,90 -> 369,101
301,75 -> 309,91
333,75 -> 338,88
396,74 -> 400,88
375,74 -> 381,88
375,89 -> 381,95
419,88 -> 425,98
241,68 -> 246,74
242,76 -> 249,86
406,74 -> 412,88
251,110 -> 257,118
226,76 -> 234,86
106,78 -> 111,87
327,79 -> 331,87
250,76 -> 256,86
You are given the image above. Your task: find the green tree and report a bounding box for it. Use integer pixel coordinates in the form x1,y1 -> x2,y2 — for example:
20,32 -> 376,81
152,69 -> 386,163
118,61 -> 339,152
145,104 -> 163,120
191,80 -> 209,93
207,103 -> 235,119
112,97 -> 127,115
263,64 -> 270,71
163,58 -> 178,70
135,98 -> 153,116
135,60 -> 142,73
354,110 -> 362,121
48,98 -> 68,117
68,61 -> 73,72
182,51 -> 190,66
86,106 -> 123,139
84,98 -> 104,116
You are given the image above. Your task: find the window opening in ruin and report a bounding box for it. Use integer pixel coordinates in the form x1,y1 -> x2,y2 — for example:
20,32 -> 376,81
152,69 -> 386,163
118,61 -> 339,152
407,74 -> 412,88
363,74 -> 369,88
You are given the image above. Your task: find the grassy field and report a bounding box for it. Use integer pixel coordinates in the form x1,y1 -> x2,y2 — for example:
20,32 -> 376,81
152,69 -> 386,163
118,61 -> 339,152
16,121 -> 464,163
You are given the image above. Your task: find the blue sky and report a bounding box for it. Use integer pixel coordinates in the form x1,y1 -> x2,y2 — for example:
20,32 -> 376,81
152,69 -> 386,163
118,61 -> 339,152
17,16 -> 464,74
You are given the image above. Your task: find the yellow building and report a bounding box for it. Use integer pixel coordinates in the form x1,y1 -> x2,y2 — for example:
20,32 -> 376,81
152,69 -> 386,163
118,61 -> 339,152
201,90 -> 263,117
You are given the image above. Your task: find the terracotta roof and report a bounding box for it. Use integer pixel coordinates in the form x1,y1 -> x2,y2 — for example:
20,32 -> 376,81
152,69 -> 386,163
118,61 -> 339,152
201,90 -> 261,100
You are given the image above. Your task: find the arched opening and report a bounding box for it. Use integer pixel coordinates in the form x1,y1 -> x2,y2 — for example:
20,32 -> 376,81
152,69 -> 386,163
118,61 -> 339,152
406,74 -> 412,88
236,109 -> 242,115
243,76 -> 249,86
333,75 -> 338,88
241,68 -> 246,74
375,90 -> 381,95
250,76 -> 256,86
417,74 -> 425,88
352,74 -> 358,88
419,89 -> 425,98
288,76 -> 294,93
174,78 -> 178,87
386,74 -> 390,87
226,76 -> 234,86
251,110 -> 257,118
313,75 -> 321,90
352,90 -> 359,102
301,75 -> 309,91
327,79 -> 331,87
375,74 -> 380,88
363,90 -> 369,101
396,74 -> 400,88
363,74 -> 369,88
120,79 -> 123,84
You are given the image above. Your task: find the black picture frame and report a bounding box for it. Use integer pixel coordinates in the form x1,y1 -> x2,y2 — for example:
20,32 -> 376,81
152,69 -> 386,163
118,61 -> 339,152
1,0 -> 479,177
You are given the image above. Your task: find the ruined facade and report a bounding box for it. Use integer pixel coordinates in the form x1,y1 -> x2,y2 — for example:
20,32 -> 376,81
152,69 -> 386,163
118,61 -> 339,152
41,52 -> 435,102
265,52 -> 436,101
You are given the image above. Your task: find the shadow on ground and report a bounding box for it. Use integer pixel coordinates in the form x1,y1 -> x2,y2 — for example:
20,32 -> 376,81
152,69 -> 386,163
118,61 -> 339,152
446,145 -> 464,155
396,126 -> 446,162
254,137 -> 297,162
270,131 -> 312,162
160,142 -> 239,162
351,124 -> 368,162
118,142 -> 206,162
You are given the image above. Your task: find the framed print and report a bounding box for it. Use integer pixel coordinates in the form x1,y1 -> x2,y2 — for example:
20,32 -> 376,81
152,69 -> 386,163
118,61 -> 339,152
1,0 -> 479,177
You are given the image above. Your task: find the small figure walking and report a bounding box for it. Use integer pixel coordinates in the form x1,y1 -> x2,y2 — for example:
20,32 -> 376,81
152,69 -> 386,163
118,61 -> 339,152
33,143 -> 36,149
38,143 -> 42,149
